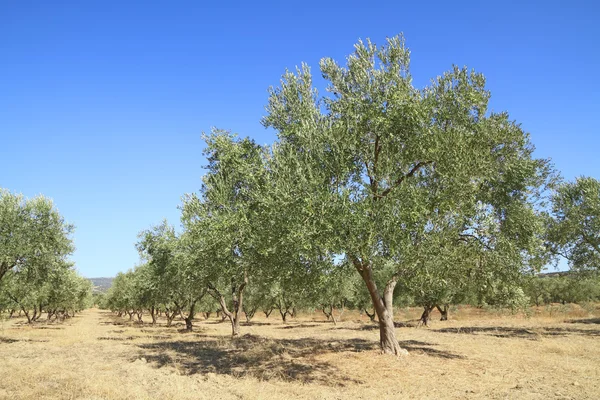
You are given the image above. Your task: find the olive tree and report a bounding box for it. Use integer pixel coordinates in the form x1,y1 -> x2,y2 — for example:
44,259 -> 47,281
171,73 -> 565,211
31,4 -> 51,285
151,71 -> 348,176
546,177 -> 600,271
181,131 -> 268,336
262,35 -> 552,354
0,189 -> 74,282
137,221 -> 207,330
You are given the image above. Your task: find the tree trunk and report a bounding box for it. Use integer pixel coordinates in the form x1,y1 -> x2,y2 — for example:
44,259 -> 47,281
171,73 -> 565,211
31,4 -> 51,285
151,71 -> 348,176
150,306 -> 157,325
436,304 -> 449,321
264,308 -> 273,318
364,308 -> 377,322
176,301 -> 197,332
322,305 -> 332,321
243,304 -> 257,323
23,308 -> 32,324
166,309 -> 177,327
420,305 -> 434,326
352,257 -> 407,356
208,274 -> 247,337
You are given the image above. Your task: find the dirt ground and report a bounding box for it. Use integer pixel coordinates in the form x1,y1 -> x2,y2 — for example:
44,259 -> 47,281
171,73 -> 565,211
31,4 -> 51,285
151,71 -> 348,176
0,305 -> 598,400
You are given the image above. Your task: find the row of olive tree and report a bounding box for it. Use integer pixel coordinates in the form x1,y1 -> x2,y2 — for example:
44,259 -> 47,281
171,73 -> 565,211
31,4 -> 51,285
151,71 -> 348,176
0,189 -> 91,322
105,34 -> 598,356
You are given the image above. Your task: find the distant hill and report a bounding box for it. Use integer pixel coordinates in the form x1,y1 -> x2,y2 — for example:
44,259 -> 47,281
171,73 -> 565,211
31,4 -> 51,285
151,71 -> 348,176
88,277 -> 114,293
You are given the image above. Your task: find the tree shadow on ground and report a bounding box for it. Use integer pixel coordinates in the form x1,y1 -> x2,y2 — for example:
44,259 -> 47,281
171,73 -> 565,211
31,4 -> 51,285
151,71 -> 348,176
335,321 -> 418,331
398,340 -> 463,359
566,317 -> 600,325
0,336 -> 48,343
241,321 -> 273,326
33,326 -> 64,330
133,334 -> 371,385
435,326 -> 600,339
133,333 -> 462,385
277,323 -> 319,330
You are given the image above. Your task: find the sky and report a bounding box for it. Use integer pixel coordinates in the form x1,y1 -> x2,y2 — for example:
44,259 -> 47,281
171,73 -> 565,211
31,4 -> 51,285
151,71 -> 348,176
1,1 -> 598,277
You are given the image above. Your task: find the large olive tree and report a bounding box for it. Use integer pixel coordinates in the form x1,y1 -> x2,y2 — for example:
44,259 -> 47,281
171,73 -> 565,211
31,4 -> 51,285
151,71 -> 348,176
262,35 -> 551,354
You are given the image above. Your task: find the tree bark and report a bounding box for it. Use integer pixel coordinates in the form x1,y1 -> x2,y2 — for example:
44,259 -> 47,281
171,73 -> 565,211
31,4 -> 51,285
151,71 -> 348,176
352,257 -> 407,356
176,300 -> 198,331
436,304 -> 449,321
420,305 -> 434,326
165,308 -> 177,327
150,306 -> 157,325
22,308 -> 32,324
263,308 -> 273,318
208,273 -> 247,337
322,305 -> 332,321
243,304 -> 257,322
364,308 -> 377,322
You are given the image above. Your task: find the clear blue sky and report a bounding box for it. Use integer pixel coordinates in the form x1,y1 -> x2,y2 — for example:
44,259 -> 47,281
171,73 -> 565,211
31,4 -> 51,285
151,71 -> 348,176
1,1 -> 598,277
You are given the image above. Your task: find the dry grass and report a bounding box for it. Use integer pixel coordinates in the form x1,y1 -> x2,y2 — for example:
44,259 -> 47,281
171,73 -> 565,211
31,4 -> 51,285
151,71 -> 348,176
0,305 -> 599,399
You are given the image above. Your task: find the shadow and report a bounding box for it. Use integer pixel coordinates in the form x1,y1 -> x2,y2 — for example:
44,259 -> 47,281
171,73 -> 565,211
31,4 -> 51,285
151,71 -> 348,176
336,321 -> 417,331
98,336 -> 136,341
567,318 -> 600,325
134,334 -> 375,385
241,321 -> 273,326
398,340 -> 463,359
204,320 -> 228,325
0,337 -> 48,343
134,333 -> 461,384
277,324 -> 319,330
435,326 -> 600,339
34,326 -> 64,330
100,321 -> 126,326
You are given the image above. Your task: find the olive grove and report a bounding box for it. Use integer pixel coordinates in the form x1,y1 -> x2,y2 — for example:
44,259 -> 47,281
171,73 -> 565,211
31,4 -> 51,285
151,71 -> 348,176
100,35 -> 600,357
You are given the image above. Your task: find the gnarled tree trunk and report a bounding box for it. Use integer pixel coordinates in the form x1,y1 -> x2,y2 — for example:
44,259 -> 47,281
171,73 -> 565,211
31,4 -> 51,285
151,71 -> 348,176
150,306 -> 157,325
208,271 -> 247,336
352,257 -> 407,356
364,308 -> 377,322
263,307 -> 273,318
436,304 -> 449,321
420,305 -> 434,326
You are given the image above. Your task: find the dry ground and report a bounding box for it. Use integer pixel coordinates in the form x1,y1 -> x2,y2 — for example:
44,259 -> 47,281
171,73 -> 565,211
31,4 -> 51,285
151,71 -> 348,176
0,305 -> 599,400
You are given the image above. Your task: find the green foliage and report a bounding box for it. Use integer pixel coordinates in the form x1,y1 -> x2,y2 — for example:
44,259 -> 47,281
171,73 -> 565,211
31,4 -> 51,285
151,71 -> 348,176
546,177 -> 600,271
524,273 -> 600,305
262,34 -> 553,335
0,189 -> 75,282
0,189 -> 87,322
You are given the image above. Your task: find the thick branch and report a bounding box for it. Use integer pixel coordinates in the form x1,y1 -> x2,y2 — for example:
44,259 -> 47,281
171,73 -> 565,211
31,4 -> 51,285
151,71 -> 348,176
378,161 -> 431,199
457,233 -> 492,251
